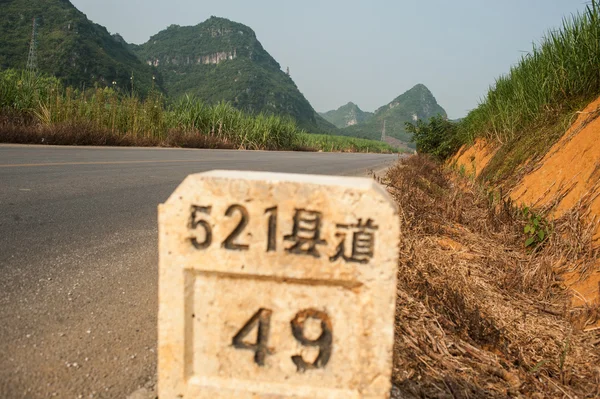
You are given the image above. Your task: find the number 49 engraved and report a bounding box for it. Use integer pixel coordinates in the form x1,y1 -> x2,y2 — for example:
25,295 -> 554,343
232,308 -> 333,372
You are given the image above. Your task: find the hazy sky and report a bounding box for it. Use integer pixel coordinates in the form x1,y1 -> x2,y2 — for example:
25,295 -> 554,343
71,0 -> 590,119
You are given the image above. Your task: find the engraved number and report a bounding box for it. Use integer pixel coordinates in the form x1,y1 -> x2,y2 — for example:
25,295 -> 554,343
291,309 -> 333,371
222,204 -> 250,250
189,205 -> 212,249
265,206 -> 278,252
232,308 -> 333,371
232,308 -> 273,366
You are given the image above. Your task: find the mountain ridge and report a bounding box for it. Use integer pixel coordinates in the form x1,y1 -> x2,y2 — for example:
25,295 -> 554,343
0,2 -> 443,138
319,102 -> 374,129
132,16 -> 334,132
335,84 -> 447,146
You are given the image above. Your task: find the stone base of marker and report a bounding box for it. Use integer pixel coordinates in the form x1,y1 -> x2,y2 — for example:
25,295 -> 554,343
158,170 -> 399,398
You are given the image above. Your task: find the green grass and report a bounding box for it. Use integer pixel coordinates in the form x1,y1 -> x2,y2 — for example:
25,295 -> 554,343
461,1 -> 600,145
0,68 -> 394,153
294,132 -> 398,153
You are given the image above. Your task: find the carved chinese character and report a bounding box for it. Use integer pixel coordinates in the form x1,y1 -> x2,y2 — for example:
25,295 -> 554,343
284,209 -> 326,257
330,219 -> 378,264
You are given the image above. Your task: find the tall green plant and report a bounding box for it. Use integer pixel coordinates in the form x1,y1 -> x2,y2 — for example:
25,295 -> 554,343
459,0 -> 600,144
0,69 -> 60,113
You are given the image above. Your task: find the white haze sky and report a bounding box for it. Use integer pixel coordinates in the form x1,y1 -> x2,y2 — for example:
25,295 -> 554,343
71,0 -> 590,119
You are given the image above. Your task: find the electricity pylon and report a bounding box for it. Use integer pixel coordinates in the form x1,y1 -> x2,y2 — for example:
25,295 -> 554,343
26,17 -> 38,72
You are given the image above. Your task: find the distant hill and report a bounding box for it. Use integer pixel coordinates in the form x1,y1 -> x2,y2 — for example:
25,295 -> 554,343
319,102 -> 374,128
132,17 -> 334,132
0,0 -> 159,95
338,84 -> 447,145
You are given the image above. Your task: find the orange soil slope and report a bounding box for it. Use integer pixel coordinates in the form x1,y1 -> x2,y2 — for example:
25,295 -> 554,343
511,97 -> 600,245
511,97 -> 600,308
453,97 -> 600,308
451,138 -> 496,178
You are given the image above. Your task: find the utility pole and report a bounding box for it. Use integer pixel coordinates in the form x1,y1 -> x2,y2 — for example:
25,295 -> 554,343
26,17 -> 38,72
381,120 -> 386,141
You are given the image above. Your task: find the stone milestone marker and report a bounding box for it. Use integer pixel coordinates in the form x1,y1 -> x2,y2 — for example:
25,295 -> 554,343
158,170 -> 399,399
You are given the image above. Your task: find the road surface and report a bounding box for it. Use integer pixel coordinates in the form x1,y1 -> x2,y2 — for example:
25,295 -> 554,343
0,144 -> 399,398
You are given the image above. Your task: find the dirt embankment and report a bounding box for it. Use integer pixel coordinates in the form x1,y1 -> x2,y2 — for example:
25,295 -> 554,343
452,97 -> 600,311
384,157 -> 599,398
452,138 -> 497,178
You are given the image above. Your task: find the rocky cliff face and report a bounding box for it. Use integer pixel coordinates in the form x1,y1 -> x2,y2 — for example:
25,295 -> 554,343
147,50 -> 237,67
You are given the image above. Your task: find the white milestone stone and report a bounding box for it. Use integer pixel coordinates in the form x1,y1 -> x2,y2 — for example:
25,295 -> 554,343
158,170 -> 399,399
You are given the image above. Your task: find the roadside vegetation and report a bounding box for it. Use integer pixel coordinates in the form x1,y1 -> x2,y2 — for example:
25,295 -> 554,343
404,114 -> 460,160
296,132 -> 399,153
0,68 -> 398,153
407,0 -> 600,180
384,155 -> 599,398
391,4 -> 600,396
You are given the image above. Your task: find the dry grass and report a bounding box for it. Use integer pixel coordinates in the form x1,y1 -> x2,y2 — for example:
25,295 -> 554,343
384,155 -> 600,398
0,115 -> 237,149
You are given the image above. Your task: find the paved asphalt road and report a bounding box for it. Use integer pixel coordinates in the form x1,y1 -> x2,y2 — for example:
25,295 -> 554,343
0,144 -> 399,399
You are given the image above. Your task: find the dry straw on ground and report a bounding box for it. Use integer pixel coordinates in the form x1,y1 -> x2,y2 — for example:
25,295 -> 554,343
383,155 -> 600,398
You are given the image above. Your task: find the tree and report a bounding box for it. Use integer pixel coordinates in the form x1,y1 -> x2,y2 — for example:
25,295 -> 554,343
405,115 -> 460,160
